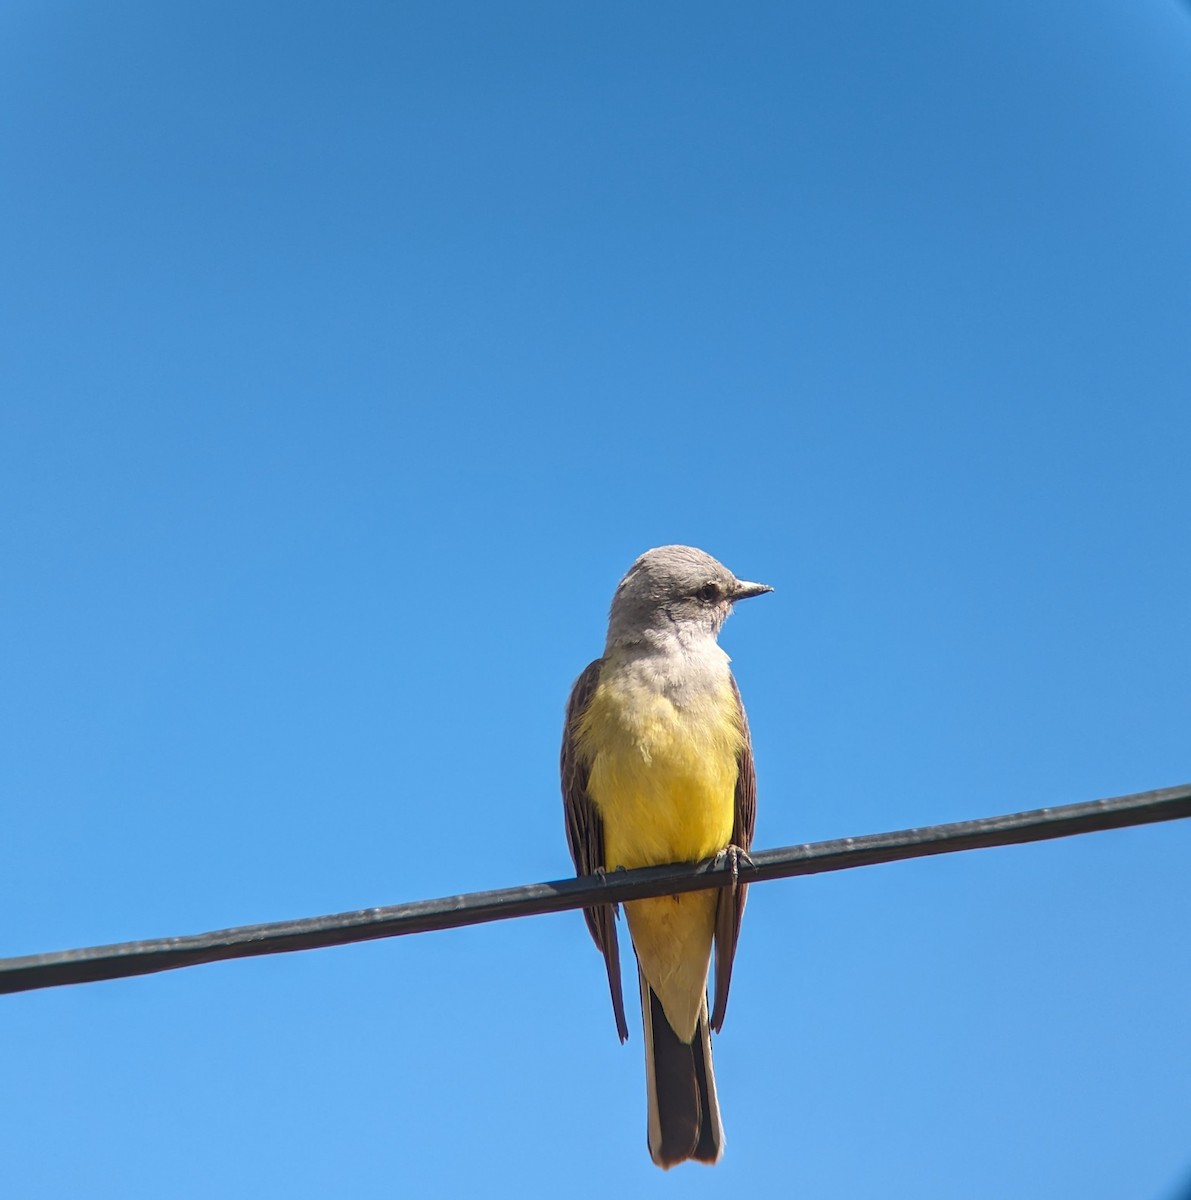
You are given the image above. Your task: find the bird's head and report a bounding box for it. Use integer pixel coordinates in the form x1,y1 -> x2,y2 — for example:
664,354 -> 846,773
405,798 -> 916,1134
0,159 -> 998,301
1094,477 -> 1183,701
606,545 -> 772,649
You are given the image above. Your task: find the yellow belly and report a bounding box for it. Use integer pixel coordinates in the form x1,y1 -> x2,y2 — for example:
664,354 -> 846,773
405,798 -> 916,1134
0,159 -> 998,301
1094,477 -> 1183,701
577,675 -> 741,870
576,671 -> 742,1041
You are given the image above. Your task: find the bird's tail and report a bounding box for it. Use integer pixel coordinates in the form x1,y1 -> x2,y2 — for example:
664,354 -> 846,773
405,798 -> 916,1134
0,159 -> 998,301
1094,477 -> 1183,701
640,967 -> 724,1169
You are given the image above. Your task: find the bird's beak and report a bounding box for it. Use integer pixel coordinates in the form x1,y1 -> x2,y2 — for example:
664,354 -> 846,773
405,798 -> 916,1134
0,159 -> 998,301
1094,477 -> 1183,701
730,579 -> 774,602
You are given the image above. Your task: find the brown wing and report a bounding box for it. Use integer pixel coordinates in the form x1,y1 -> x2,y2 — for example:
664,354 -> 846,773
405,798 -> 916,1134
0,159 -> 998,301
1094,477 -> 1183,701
710,674 -> 757,1032
561,658 -> 629,1042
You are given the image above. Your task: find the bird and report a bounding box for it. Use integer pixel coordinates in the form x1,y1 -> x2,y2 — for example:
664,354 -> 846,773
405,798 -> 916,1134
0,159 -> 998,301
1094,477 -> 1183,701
561,545 -> 771,1168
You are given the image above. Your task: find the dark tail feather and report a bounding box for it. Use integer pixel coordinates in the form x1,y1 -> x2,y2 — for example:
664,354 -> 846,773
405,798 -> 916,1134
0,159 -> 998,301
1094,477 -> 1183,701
640,969 -> 724,1169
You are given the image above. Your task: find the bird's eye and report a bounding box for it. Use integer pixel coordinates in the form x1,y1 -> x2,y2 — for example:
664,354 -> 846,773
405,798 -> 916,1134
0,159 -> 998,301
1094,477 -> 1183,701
697,583 -> 721,602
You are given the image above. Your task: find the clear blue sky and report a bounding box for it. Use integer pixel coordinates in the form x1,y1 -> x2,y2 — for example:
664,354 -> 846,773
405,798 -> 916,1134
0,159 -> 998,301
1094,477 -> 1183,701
3,2 -> 1190,1197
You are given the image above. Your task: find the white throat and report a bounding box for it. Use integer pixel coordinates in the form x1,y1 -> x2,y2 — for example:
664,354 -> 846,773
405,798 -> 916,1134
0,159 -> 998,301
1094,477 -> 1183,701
603,624 -> 731,708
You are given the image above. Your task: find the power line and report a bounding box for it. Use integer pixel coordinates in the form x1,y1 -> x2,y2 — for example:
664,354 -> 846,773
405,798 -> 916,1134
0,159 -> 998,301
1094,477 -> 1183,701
2,782 -> 1189,997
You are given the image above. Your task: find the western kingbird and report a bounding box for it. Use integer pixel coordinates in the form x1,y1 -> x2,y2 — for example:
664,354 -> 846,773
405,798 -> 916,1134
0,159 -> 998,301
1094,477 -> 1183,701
561,545 -> 771,1168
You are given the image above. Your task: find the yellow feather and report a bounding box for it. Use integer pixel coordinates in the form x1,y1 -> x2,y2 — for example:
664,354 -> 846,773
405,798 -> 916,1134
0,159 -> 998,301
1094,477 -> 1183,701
576,675 -> 740,868
575,672 -> 741,1042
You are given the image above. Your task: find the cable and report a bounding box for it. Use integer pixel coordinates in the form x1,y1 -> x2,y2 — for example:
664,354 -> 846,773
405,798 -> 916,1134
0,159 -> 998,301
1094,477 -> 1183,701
2,782 -> 1188,997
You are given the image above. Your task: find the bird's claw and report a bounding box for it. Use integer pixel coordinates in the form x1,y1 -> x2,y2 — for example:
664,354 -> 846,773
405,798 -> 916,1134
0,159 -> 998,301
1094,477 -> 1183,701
592,864 -> 629,882
592,865 -> 626,916
714,844 -> 754,886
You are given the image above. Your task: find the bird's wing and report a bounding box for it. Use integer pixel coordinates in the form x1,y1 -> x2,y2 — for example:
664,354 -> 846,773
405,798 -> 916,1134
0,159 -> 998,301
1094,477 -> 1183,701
561,658 -> 629,1042
710,675 -> 757,1032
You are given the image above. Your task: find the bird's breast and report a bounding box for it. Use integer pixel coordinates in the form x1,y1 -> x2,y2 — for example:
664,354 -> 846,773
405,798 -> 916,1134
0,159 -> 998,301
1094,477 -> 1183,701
577,663 -> 741,870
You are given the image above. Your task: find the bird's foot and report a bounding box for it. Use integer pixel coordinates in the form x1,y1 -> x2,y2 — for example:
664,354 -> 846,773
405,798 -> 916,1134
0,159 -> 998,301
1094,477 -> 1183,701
713,844 -> 754,886
592,864 -> 629,881
592,864 -> 626,915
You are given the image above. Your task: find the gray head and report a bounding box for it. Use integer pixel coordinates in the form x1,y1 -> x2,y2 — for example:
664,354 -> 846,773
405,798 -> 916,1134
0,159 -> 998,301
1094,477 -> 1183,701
605,545 -> 773,650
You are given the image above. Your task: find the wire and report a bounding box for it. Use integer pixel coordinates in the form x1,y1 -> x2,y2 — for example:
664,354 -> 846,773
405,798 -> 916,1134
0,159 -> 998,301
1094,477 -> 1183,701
2,782 -> 1189,997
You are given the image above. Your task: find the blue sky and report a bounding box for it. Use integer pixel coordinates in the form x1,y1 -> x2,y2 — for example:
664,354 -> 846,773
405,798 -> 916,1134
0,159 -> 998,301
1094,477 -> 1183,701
3,2 -> 1190,1196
